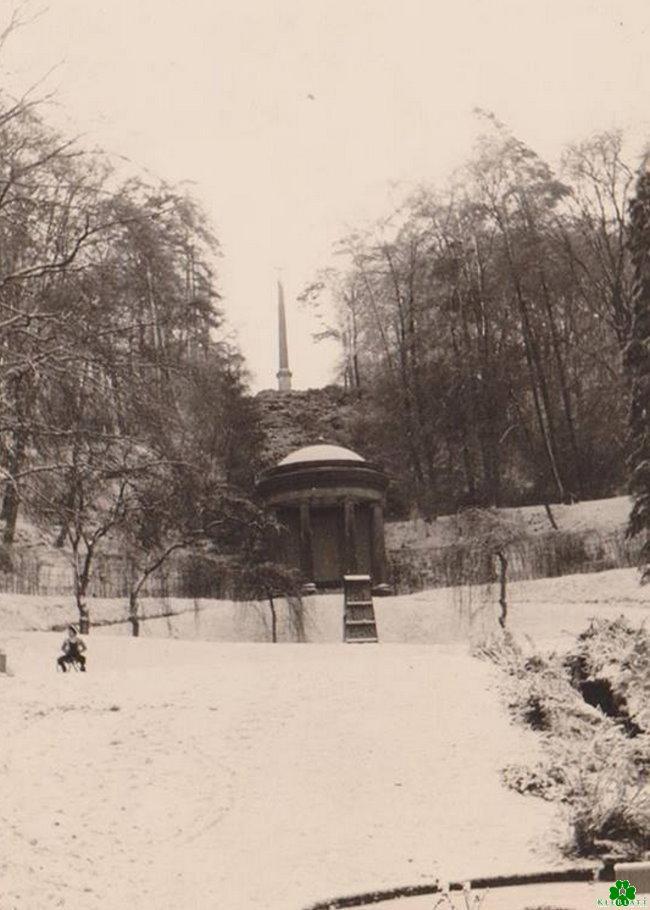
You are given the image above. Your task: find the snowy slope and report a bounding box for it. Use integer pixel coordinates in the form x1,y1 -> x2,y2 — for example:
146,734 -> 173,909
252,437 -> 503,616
386,495 -> 631,548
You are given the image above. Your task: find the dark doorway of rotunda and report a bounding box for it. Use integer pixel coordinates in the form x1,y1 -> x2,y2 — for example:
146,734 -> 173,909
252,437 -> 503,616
311,507 -> 342,585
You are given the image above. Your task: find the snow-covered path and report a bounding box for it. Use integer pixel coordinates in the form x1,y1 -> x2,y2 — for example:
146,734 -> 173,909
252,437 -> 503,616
1,635 -> 561,910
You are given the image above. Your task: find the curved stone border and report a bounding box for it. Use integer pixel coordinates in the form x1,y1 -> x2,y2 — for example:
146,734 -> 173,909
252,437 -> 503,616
302,882 -> 441,910
302,865 -> 610,910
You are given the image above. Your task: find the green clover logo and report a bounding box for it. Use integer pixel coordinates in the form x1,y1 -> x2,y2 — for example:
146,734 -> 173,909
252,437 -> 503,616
609,880 -> 637,906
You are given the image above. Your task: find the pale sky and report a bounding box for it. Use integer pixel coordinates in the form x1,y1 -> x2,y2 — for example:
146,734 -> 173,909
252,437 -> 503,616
3,0 -> 650,390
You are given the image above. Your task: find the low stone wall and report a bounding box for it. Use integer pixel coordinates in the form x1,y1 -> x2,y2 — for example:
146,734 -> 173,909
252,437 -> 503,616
0,588 -> 498,645
3,568 -> 650,648
94,596 -> 345,643
0,591 -> 344,643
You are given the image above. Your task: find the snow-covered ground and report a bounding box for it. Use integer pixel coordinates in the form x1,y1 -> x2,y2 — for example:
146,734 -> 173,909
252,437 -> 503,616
386,494 -> 631,548
2,566 -> 648,909
372,566 -> 650,650
2,635 -> 564,910
1,565 -> 647,648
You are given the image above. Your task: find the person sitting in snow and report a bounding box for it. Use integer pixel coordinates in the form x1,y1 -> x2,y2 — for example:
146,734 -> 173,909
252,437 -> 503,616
57,625 -> 87,672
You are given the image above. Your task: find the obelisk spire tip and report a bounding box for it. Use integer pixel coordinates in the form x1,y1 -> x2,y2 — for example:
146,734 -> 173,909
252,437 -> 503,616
277,280 -> 292,391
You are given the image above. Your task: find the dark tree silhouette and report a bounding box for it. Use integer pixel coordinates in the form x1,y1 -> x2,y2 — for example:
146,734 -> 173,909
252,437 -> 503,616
626,167 -> 650,577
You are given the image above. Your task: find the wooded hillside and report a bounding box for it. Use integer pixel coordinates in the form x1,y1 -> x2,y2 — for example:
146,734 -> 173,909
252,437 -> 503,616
302,115 -> 637,518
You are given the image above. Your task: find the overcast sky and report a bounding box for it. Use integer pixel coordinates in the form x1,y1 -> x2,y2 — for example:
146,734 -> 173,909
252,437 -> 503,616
4,0 -> 650,390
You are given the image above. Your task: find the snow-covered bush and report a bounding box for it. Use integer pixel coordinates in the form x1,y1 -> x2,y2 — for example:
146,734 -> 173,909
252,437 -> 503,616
477,620 -> 650,858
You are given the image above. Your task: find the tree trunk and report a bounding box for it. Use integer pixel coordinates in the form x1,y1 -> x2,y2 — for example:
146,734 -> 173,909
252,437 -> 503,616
1,429 -> 27,544
2,481 -> 20,545
267,592 -> 277,643
74,541 -> 94,634
496,551 -> 508,629
539,269 -> 583,498
508,388 -> 560,530
461,440 -> 477,503
544,502 -> 558,531
77,599 -> 90,635
497,216 -> 568,502
519,302 -> 567,502
129,591 -> 140,637
480,422 -> 502,507
350,304 -> 361,389
468,233 -> 503,506
449,321 -> 478,504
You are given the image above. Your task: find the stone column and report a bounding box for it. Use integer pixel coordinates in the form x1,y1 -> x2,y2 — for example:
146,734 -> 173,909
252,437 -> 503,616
371,502 -> 387,586
343,499 -> 357,574
299,501 -> 314,581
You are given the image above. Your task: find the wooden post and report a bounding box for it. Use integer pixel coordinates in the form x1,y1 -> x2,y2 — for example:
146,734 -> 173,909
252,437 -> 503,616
299,501 -> 314,582
343,499 -> 357,574
371,502 -> 387,587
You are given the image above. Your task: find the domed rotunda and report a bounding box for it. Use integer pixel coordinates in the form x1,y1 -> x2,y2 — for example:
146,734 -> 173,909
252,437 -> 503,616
256,444 -> 389,592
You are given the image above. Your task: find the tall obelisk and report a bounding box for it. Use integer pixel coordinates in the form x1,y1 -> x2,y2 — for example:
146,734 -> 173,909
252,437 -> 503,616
276,280 -> 292,391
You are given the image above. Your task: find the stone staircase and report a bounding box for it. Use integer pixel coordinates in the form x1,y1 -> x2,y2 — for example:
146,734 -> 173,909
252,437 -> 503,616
343,575 -> 378,643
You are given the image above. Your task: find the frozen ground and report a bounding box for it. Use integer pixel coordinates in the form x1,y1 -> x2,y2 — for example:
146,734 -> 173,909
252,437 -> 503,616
1,635 -> 564,910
